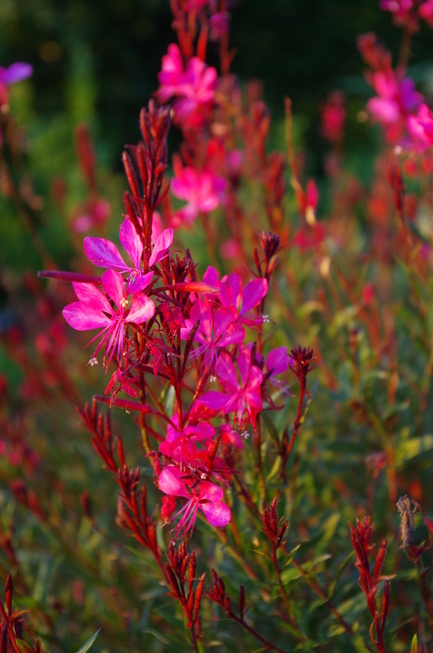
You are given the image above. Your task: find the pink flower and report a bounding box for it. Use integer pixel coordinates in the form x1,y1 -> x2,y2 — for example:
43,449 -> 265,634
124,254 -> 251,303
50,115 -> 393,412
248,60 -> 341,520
406,103 -> 433,150
74,199 -> 111,233
171,156 -> 226,225
157,44 -> 217,127
209,12 -> 230,41
62,270 -> 155,365
0,62 -> 33,108
366,71 -> 422,142
84,218 -> 173,292
181,299 -> 244,370
419,0 -> 433,25
203,266 -> 268,328
159,417 -> 215,466
199,349 -> 263,429
367,72 -> 421,123
158,466 -> 230,536
320,91 -> 346,143
379,0 -> 413,15
379,0 -> 418,29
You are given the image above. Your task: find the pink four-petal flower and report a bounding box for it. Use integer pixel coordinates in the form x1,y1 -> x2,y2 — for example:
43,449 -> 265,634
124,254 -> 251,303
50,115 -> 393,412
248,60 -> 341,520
63,269 -> 155,365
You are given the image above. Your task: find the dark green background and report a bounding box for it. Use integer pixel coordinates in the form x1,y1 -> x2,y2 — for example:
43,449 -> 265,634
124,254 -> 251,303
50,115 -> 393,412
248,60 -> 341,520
2,0 -> 433,164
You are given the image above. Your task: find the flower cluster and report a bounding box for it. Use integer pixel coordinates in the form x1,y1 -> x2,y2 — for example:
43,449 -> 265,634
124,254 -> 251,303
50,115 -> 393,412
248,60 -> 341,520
42,93 -> 294,539
359,31 -> 433,151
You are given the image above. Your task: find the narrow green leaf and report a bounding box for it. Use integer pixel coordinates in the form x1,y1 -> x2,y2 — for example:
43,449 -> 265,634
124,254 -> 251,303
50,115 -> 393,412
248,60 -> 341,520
410,634 -> 418,653
75,629 -> 101,653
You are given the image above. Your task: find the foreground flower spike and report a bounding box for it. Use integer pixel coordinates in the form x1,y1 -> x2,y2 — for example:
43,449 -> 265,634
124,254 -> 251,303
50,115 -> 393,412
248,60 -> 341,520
349,517 -> 393,653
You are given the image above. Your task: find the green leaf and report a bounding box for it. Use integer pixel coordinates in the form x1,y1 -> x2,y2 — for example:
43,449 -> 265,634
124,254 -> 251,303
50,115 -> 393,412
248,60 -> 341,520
75,629 -> 101,653
395,434 -> 433,470
261,411 -> 280,445
410,634 -> 418,653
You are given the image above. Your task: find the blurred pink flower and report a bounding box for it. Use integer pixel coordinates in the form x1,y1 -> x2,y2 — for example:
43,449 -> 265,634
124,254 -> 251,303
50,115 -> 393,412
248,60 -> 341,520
419,0 -> 433,24
320,91 -> 346,143
74,199 -> 111,233
171,156 -> 226,225
367,71 -> 421,125
406,103 -> 433,150
0,62 -> 33,107
157,44 -> 217,126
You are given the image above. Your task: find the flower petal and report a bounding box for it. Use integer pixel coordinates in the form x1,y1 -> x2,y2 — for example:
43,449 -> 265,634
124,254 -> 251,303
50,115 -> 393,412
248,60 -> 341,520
149,228 -> 174,267
158,467 -> 189,499
200,499 -> 231,527
119,218 -> 143,269
241,278 -> 268,315
126,294 -> 155,324
2,63 -> 33,84
63,301 -> 111,331
101,269 -> 125,308
84,237 -> 129,272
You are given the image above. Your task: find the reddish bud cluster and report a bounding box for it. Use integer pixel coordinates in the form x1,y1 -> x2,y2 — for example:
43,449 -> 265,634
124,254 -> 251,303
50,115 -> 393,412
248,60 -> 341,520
262,497 -> 288,550
164,542 -> 205,636
0,575 -> 42,653
349,517 -> 392,653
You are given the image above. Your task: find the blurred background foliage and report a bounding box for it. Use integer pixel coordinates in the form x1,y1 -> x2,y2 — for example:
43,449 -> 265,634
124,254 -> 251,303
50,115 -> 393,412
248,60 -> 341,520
1,0 -> 433,165
0,0 -> 433,329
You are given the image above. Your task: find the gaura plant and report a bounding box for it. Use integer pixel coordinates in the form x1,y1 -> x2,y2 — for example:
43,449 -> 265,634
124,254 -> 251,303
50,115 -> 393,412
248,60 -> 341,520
0,0 -> 433,651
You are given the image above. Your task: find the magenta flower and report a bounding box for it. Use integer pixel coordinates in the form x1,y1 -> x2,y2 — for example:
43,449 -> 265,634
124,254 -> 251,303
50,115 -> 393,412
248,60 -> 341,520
419,0 -> 433,25
0,62 -> 33,107
84,218 -> 173,292
159,417 -> 215,466
203,266 -> 268,327
379,0 -> 413,15
158,466 -> 231,536
181,300 -> 244,370
73,199 -> 111,233
157,44 -> 217,126
209,12 -> 230,41
199,349 -> 263,429
171,156 -> 226,226
407,103 -> 433,150
320,91 -> 346,143
366,70 -> 422,143
62,269 -> 155,365
367,72 -> 421,122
